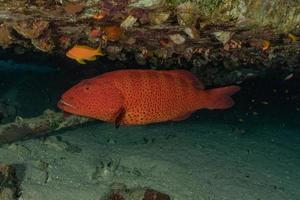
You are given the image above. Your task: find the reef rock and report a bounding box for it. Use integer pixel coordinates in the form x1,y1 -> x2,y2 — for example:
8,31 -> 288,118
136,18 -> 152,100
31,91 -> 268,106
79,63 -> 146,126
0,0 -> 299,86
104,182 -> 171,200
0,164 -> 19,200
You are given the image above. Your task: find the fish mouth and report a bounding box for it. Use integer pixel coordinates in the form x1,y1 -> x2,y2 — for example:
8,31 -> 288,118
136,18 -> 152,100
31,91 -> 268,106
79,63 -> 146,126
58,99 -> 77,110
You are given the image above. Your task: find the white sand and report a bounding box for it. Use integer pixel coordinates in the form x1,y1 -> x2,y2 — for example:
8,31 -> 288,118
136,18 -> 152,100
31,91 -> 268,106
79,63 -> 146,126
0,117 -> 299,200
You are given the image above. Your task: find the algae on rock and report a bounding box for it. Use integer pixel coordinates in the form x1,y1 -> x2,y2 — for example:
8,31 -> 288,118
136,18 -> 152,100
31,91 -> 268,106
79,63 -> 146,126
165,0 -> 300,32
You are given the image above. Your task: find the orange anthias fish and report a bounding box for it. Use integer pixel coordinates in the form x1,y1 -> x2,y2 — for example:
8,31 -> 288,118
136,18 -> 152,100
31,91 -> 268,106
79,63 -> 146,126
66,45 -> 103,64
57,70 -> 240,126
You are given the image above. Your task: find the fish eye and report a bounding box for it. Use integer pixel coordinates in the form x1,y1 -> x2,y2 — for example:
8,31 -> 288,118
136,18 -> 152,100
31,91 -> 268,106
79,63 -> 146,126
85,86 -> 90,91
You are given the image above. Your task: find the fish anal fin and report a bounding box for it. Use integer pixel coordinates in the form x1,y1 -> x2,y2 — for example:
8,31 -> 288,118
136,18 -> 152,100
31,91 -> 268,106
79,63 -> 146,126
87,56 -> 97,61
115,107 -> 126,128
172,112 -> 192,121
76,58 -> 86,64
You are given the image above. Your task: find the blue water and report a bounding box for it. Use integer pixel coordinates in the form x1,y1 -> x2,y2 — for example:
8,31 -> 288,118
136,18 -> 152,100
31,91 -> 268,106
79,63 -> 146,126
0,59 -> 299,200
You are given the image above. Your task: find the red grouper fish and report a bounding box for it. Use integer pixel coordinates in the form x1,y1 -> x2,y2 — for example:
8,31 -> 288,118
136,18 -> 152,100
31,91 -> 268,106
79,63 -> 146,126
57,69 -> 240,126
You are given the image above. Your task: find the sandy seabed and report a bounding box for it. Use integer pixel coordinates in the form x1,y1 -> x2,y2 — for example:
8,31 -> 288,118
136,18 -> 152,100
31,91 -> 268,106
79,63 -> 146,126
0,115 -> 299,200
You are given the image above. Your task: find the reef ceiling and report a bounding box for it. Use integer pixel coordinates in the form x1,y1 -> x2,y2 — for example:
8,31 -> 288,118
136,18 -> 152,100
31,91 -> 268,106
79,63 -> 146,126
0,0 -> 299,86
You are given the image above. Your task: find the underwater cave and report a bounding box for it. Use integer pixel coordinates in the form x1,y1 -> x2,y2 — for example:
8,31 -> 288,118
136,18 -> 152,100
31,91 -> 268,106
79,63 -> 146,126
0,0 -> 299,199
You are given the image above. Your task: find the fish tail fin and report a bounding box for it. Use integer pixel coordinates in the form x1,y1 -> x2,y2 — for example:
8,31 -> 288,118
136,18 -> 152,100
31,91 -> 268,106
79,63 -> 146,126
95,44 -> 103,56
204,86 -> 240,109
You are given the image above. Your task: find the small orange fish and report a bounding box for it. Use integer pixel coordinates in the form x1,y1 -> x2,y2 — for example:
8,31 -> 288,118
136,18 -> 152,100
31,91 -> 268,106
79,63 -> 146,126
58,70 -> 240,126
66,45 -> 103,64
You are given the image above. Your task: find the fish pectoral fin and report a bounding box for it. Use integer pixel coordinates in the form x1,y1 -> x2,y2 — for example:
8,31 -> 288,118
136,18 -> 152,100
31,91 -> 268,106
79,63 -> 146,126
87,56 -> 97,61
76,58 -> 86,64
115,107 -> 126,129
172,112 -> 192,121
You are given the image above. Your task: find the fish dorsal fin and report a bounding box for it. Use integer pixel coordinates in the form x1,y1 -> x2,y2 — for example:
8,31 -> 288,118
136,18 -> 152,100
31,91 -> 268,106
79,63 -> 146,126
115,107 -> 126,128
75,45 -> 96,51
190,78 -> 205,90
167,70 -> 205,90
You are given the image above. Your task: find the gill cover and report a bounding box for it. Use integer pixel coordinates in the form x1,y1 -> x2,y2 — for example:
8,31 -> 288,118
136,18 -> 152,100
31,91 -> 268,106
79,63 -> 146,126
59,78 -> 124,122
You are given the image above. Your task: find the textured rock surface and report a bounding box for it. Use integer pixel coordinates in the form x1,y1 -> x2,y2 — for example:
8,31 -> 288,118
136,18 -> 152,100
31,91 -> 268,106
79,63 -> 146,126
0,109 -> 92,144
